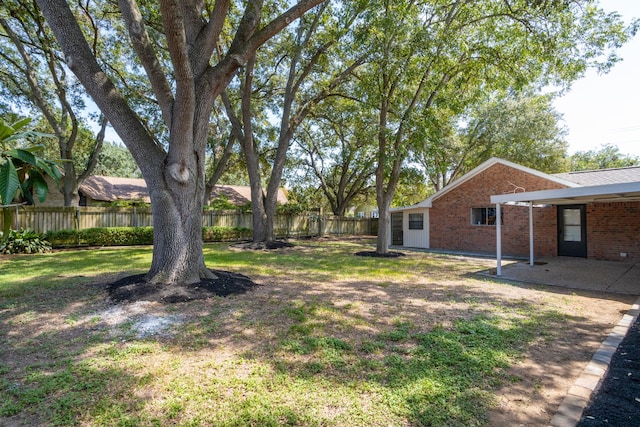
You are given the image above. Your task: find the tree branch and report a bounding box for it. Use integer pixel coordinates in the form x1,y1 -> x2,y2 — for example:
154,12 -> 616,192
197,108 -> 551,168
119,0 -> 175,127
35,0 -> 165,179
78,115 -> 108,183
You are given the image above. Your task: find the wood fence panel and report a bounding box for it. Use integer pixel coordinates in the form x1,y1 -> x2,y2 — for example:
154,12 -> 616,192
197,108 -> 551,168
1,206 -> 376,237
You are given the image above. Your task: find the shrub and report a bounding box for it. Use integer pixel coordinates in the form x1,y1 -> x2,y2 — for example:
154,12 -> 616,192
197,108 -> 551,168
0,229 -> 52,254
202,226 -> 252,242
44,229 -> 80,247
46,226 -> 251,247
46,227 -> 154,247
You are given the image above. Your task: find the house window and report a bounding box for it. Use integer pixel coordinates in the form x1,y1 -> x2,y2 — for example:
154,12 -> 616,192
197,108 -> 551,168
408,213 -> 424,230
471,207 -> 502,226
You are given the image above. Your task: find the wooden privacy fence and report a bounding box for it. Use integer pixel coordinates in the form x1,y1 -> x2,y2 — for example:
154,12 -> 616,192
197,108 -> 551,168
0,206 -> 378,238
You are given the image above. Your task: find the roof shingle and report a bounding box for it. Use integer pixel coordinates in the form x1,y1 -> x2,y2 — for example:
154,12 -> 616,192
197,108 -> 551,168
553,166 -> 640,186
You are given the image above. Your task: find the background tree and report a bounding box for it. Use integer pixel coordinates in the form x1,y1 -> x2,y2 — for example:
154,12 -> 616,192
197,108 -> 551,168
415,92 -> 569,193
392,167 -> 429,208
354,0 -> 635,254
294,97 -> 376,216
569,143 -> 640,171
0,0 -> 107,206
201,100 -> 241,204
93,142 -> 141,178
223,1 -> 365,243
35,0 -> 326,286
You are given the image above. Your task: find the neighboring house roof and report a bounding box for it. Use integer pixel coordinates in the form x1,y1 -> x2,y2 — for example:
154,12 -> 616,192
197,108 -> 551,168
553,165 -> 640,186
209,184 -> 288,205
391,157 -> 579,211
79,176 -> 287,205
80,176 -> 150,203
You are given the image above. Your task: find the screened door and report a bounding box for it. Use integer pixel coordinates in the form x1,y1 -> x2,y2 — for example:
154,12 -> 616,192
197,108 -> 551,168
391,213 -> 403,246
558,205 -> 587,257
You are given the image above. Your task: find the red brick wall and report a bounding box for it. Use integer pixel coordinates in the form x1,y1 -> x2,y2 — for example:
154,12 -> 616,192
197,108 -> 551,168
429,163 -> 567,257
587,202 -> 640,262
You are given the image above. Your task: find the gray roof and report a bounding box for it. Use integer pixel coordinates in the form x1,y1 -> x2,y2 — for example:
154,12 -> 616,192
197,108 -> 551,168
554,166 -> 640,186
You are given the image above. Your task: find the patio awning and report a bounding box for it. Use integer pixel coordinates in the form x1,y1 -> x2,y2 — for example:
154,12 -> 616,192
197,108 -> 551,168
489,181 -> 640,276
490,181 -> 640,205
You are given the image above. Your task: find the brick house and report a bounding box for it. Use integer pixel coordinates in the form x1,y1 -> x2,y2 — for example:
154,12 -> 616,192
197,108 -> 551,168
390,157 -> 640,263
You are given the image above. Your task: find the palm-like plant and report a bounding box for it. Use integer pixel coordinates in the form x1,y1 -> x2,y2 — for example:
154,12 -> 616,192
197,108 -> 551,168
1,117 -> 62,238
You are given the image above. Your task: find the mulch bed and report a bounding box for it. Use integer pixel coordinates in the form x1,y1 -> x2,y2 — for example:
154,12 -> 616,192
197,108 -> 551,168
107,270 -> 260,304
229,240 -> 295,250
578,314 -> 640,426
354,251 -> 406,258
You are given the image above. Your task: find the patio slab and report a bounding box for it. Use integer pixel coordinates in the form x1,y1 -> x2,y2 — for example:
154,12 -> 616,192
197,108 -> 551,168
495,257 -> 640,295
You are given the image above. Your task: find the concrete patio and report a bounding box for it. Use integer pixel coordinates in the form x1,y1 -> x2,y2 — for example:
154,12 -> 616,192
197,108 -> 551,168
495,257 -> 640,295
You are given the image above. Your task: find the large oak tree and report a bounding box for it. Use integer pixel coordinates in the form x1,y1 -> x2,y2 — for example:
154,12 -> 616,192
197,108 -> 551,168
353,0 -> 636,254
35,0 -> 325,285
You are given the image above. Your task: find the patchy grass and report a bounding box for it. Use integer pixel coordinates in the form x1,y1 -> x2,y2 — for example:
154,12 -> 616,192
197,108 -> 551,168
0,238 -> 633,426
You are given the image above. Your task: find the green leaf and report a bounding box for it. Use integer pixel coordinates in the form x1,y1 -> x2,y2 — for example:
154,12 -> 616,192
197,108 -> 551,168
0,118 -> 32,143
21,180 -> 35,205
35,158 -> 62,183
28,170 -> 50,203
6,148 -> 37,167
0,159 -> 21,206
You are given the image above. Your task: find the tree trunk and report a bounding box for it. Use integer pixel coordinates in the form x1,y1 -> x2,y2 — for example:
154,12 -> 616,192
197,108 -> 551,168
62,163 -> 80,206
145,162 -> 215,285
376,193 -> 391,254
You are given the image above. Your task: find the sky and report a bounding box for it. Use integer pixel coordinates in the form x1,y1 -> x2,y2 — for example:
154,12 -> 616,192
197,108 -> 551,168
552,1 -> 640,156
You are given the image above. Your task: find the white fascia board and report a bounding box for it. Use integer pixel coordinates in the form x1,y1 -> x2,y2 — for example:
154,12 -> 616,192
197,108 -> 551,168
392,157 -> 580,212
425,158 -> 579,204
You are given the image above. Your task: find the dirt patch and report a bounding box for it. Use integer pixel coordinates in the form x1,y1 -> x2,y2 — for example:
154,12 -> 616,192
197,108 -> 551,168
107,270 -> 260,303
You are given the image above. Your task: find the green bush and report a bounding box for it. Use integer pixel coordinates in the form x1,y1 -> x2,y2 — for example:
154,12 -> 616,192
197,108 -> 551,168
0,229 -> 52,254
202,226 -> 252,242
44,229 -> 80,246
46,226 -> 251,247
46,227 -> 154,247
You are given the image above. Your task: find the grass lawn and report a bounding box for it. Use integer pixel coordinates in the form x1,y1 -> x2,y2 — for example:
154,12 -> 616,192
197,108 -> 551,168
0,238 -> 633,426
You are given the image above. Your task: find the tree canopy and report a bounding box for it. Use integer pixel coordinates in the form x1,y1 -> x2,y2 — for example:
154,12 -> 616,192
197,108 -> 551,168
569,143 -> 640,171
